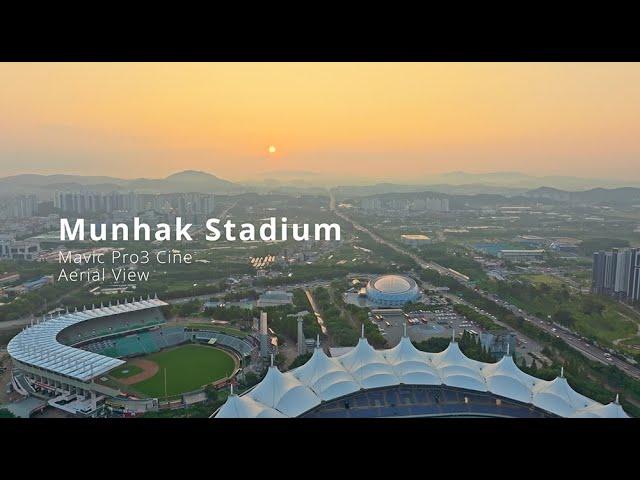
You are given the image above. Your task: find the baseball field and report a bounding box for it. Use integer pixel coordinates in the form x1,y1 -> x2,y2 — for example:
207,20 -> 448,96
109,344 -> 237,398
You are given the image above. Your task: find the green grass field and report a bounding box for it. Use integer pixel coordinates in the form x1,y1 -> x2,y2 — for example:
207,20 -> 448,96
133,344 -> 236,398
519,274 -> 564,287
110,364 -> 143,379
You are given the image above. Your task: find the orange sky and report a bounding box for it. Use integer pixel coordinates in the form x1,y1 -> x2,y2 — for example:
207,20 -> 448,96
0,62 -> 638,181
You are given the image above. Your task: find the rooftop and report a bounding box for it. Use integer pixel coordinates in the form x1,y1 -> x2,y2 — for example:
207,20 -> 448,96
7,297 -> 168,382
215,335 -> 629,419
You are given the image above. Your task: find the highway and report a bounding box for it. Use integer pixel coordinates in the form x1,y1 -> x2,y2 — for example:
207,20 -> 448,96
330,192 -> 640,380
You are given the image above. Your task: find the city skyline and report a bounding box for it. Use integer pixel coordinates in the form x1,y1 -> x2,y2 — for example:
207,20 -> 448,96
1,63 -> 639,182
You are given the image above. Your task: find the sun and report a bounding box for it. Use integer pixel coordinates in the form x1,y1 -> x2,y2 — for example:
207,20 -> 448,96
268,145 -> 276,154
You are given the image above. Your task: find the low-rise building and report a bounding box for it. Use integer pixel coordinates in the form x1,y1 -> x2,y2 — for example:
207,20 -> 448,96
256,290 -> 293,307
498,249 -> 545,262
400,234 -> 431,247
0,237 -> 40,260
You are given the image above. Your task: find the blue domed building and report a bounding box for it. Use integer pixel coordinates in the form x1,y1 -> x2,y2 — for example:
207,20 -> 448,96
365,274 -> 421,307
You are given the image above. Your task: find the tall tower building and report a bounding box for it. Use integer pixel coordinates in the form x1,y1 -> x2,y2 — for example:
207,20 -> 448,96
614,248 -> 633,297
603,250 -> 617,294
259,311 -> 269,358
629,248 -> 640,303
297,317 -> 306,356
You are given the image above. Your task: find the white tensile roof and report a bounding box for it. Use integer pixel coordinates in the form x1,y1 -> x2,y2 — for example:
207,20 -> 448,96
532,373 -> 597,417
383,336 -> 440,386
337,337 -> 399,389
482,353 -> 541,404
214,333 -> 630,418
216,392 -> 286,418
246,365 -> 321,417
7,297 -> 168,382
431,341 -> 487,392
291,346 -> 361,401
571,395 -> 629,418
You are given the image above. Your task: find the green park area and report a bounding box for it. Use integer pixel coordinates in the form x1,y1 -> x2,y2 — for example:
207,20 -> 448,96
519,274 -> 564,287
486,279 -> 638,345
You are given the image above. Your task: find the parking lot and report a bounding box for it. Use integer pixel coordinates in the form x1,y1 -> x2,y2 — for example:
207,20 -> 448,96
370,306 -> 545,366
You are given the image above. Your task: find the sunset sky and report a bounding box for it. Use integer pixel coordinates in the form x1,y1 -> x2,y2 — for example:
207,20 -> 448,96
0,62 -> 639,182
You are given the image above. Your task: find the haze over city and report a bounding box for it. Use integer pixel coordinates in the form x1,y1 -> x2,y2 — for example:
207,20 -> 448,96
1,63 -> 639,183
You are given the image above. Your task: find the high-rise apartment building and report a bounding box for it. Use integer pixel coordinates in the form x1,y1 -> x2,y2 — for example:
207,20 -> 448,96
593,247 -> 640,303
53,191 -> 214,219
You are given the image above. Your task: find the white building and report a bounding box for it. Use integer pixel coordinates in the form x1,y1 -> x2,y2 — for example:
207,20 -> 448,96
256,290 -> 293,307
214,331 -> 629,418
0,235 -> 41,260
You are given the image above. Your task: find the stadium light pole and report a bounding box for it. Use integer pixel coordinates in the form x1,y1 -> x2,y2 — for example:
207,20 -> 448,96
164,368 -> 167,400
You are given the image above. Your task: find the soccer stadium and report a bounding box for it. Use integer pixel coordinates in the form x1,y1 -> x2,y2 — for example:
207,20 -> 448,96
6,296 -> 258,417
365,274 -> 421,307
214,329 -> 629,418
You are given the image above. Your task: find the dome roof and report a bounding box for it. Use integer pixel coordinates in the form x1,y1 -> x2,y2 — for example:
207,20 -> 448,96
371,275 -> 413,294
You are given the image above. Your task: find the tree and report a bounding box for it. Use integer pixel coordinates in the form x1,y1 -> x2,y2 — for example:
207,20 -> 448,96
204,384 -> 218,402
553,309 -> 574,328
581,297 -> 604,316
289,352 -> 313,369
0,408 -> 15,419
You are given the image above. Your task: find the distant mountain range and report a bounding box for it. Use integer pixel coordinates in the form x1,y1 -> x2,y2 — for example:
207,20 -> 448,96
416,171 -> 638,190
344,185 -> 640,208
0,170 -> 241,198
523,186 -> 640,205
1,170 -> 639,206
333,183 -> 528,198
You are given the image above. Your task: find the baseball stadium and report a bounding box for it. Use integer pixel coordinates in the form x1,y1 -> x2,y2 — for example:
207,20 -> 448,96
214,328 -> 629,418
6,296 -> 258,417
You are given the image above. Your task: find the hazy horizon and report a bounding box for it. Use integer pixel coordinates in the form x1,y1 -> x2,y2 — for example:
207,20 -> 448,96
1,63 -> 639,182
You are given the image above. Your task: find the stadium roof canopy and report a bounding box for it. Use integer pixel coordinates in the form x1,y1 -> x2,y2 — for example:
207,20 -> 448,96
7,297 -> 168,382
215,333 -> 630,418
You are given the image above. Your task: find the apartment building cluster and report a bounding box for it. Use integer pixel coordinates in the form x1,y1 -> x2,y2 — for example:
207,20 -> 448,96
592,248 -> 640,303
53,191 -> 215,218
0,194 -> 38,219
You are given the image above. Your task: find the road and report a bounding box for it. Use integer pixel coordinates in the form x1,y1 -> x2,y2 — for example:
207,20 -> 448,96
477,288 -> 640,377
304,288 -> 328,336
330,191 -> 640,380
